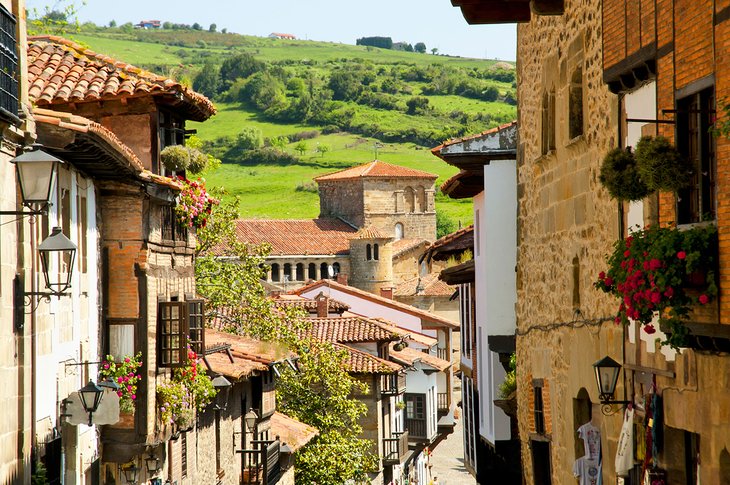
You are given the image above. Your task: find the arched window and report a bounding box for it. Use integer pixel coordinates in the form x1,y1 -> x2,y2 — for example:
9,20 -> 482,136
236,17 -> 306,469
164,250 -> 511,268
270,263 -> 280,282
395,223 -> 404,240
366,244 -> 372,261
417,186 -> 427,212
296,263 -> 305,281
569,67 -> 583,139
283,263 -> 292,281
405,186 -> 415,213
332,262 -> 341,275
321,262 -> 330,279
308,263 -> 317,280
373,244 -> 379,260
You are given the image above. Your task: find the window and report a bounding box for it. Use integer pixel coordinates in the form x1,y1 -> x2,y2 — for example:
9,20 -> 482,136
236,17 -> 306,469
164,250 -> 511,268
373,244 -> 379,260
159,110 -> 185,150
308,263 -> 316,280
158,299 -> 206,367
533,381 -> 545,434
569,67 -> 584,139
283,263 -> 292,282
270,263 -> 280,282
677,87 -> 716,224
77,188 -> 88,274
394,223 -> 404,240
418,186 -> 427,212
296,263 -> 305,281
161,205 -> 188,243
405,187 -> 415,213
460,283 -> 473,358
541,89 -> 556,155
366,244 -> 372,261
332,262 -> 340,275
0,4 -> 18,121
320,262 -> 329,279
405,393 -> 425,419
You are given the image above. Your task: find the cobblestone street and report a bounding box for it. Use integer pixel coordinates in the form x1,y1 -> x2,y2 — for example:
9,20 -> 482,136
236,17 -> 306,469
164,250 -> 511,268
427,389 -> 475,485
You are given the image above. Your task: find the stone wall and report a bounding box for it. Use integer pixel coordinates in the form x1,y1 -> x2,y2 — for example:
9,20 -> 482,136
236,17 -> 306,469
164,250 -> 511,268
349,239 -> 394,293
318,179 -> 365,226
515,0 -> 625,482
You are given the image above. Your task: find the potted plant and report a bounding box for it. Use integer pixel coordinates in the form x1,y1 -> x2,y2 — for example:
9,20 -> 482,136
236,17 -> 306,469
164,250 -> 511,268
595,224 -> 718,349
99,352 -> 143,414
157,348 -> 217,429
634,136 -> 691,192
599,147 -> 650,201
175,177 -> 218,230
161,145 -> 210,174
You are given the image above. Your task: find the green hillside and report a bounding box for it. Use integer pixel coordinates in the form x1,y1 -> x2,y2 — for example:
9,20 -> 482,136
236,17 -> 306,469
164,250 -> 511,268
74,27 -> 516,226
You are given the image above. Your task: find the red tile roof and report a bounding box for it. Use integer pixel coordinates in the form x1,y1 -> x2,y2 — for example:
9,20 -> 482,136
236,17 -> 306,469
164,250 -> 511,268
394,272 -> 456,298
204,329 -> 294,380
301,316 -> 400,343
431,121 -> 518,158
33,107 -> 144,175
335,343 -> 402,374
390,345 -> 452,372
27,36 -> 216,121
392,238 -> 428,257
293,279 -> 459,329
314,160 -> 437,182
272,294 -> 350,313
234,218 -> 357,255
352,226 -> 392,240
270,412 -> 318,452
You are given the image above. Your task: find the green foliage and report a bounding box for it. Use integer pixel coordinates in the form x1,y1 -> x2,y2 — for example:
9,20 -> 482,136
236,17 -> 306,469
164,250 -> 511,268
634,136 -> 691,192
294,140 -> 308,155
329,70 -> 364,101
31,460 -> 48,485
414,42 -> 427,53
186,135 -> 221,173
356,36 -> 393,49
220,52 -> 265,89
436,209 -> 457,239
238,148 -> 299,166
29,0 -> 84,36
209,23 -> 217,33
160,145 -> 210,174
315,143 -> 331,157
595,224 -> 718,349
157,350 -> 217,428
406,96 -> 430,115
268,135 -> 289,151
235,127 -> 264,151
99,353 -> 143,413
599,148 -> 650,202
498,353 -> 517,399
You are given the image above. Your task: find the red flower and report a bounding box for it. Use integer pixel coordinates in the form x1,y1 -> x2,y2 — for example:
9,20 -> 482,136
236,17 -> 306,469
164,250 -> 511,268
677,251 -> 686,260
699,294 -> 709,305
664,287 -> 674,298
599,271 -> 606,280
649,259 -> 662,271
643,324 -> 656,334
624,250 -> 631,257
605,277 -> 614,286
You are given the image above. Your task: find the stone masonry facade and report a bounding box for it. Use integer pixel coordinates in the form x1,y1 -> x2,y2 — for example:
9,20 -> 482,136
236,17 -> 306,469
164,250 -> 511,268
515,1 -> 626,482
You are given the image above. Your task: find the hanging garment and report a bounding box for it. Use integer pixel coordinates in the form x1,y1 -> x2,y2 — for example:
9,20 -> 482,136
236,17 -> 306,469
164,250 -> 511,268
578,422 -> 602,460
616,407 -> 635,476
573,456 -> 602,485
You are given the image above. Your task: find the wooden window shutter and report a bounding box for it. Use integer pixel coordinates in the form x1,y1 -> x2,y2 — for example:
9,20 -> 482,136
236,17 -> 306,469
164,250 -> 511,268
187,299 -> 205,356
158,301 -> 187,368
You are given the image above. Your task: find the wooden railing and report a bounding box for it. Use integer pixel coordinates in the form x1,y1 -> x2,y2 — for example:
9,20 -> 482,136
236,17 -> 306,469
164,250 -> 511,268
437,347 -> 449,361
239,440 -> 280,485
437,393 -> 449,415
382,431 -> 409,464
406,418 -> 427,439
381,372 -> 407,395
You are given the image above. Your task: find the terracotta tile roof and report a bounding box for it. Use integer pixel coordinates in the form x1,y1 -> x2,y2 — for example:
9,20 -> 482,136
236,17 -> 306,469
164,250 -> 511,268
314,160 -> 437,182
27,36 -> 216,121
431,120 -> 518,157
421,226 -> 474,263
270,412 -> 318,452
300,316 -> 400,343
390,345 -> 452,372
352,225 -> 392,240
335,343 -> 402,374
137,170 -> 184,190
394,272 -> 456,298
392,238 -> 428,257
272,294 -> 350,313
204,329 -> 294,380
293,279 -> 459,329
233,218 -> 357,256
33,107 -> 144,177
367,318 -> 438,347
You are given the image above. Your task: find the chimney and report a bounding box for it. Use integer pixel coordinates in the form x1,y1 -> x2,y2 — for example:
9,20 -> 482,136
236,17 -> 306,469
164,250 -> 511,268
315,292 -> 329,318
336,273 -> 348,286
380,287 -> 393,299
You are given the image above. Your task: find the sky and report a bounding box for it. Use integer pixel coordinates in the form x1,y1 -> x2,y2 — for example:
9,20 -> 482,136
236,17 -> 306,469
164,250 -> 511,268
26,0 -> 518,61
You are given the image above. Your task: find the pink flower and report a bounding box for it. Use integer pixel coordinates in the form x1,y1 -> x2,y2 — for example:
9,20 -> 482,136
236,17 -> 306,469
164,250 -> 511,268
677,251 -> 686,260
127,385 -> 133,392
699,294 -> 709,305
131,394 -> 137,400
124,357 -> 131,363
643,324 -> 656,334
117,391 -> 123,397
605,277 -> 614,286
117,376 -> 124,383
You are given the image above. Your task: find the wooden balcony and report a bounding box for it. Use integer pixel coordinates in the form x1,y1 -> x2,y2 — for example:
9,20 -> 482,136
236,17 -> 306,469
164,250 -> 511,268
406,418 -> 427,440
381,372 -> 407,396
437,393 -> 450,416
382,431 -> 409,465
239,440 -> 281,485
436,347 -> 449,362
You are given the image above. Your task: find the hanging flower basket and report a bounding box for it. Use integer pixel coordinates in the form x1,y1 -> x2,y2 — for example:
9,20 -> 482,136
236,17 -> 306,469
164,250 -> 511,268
157,348 -> 217,428
599,147 -> 651,202
175,177 -> 218,230
161,145 -> 210,174
634,136 -> 692,192
595,224 -> 718,349
99,352 -> 143,414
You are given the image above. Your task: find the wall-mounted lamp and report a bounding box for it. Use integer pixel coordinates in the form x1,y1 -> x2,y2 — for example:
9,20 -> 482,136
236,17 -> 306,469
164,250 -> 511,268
145,453 -> 160,474
0,148 -> 65,216
120,461 -> 140,484
593,356 -> 631,415
37,226 -> 77,296
78,380 -> 104,426
211,375 -> 232,411
244,408 -> 259,433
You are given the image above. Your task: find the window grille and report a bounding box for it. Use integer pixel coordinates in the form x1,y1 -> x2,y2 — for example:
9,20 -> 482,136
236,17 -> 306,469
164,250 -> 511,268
0,4 -> 17,121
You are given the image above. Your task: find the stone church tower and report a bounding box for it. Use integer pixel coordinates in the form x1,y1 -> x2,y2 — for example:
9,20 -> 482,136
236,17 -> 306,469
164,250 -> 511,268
315,160 -> 438,242
347,226 -> 394,294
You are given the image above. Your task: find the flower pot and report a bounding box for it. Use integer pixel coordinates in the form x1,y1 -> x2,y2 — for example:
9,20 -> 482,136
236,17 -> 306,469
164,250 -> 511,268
111,410 -> 135,429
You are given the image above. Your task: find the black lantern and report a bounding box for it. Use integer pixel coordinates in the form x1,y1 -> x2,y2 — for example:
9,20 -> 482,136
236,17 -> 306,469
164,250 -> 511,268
279,442 -> 294,470
78,380 -> 104,426
121,463 -> 140,484
38,227 -> 77,295
593,356 -> 622,402
145,454 -> 160,474
211,375 -> 232,410
12,149 -> 64,212
244,408 -> 259,432
99,377 -> 120,392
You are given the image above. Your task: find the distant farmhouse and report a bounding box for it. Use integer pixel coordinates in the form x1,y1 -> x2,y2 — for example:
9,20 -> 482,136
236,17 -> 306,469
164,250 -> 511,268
268,32 -> 296,40
136,20 -> 161,29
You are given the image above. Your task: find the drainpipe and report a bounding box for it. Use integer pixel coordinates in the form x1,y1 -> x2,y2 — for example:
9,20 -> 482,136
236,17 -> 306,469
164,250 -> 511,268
30,215 -> 38,466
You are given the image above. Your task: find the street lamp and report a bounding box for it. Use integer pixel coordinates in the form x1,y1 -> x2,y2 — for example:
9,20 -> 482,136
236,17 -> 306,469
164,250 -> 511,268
78,380 -> 104,426
37,227 -> 77,296
121,462 -> 140,484
244,408 -> 259,433
0,148 -> 65,216
593,356 -> 630,414
145,454 -> 160,475
211,375 -> 232,410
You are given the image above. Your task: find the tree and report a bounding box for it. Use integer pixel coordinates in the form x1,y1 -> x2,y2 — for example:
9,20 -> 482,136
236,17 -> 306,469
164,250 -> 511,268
219,52 -> 265,89
29,1 -> 82,36
355,36 -> 393,49
163,21 -> 173,29
221,28 -> 228,34
109,20 -> 117,28
268,136 -> 289,151
192,22 -> 202,31
235,127 -> 264,151
193,63 -> 221,99
294,140 -> 308,156
209,23 -> 217,32
328,70 -> 363,101
431,47 -> 439,55
414,42 -> 427,53
406,96 -> 430,115
436,209 -> 457,239
315,143 -> 331,157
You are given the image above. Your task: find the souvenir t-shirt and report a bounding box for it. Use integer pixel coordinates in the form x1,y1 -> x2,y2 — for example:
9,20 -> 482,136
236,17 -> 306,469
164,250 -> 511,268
578,422 -> 601,459
573,456 -> 602,485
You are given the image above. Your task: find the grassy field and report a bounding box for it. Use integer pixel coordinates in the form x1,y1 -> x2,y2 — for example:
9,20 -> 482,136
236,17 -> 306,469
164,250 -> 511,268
73,30 -> 514,226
